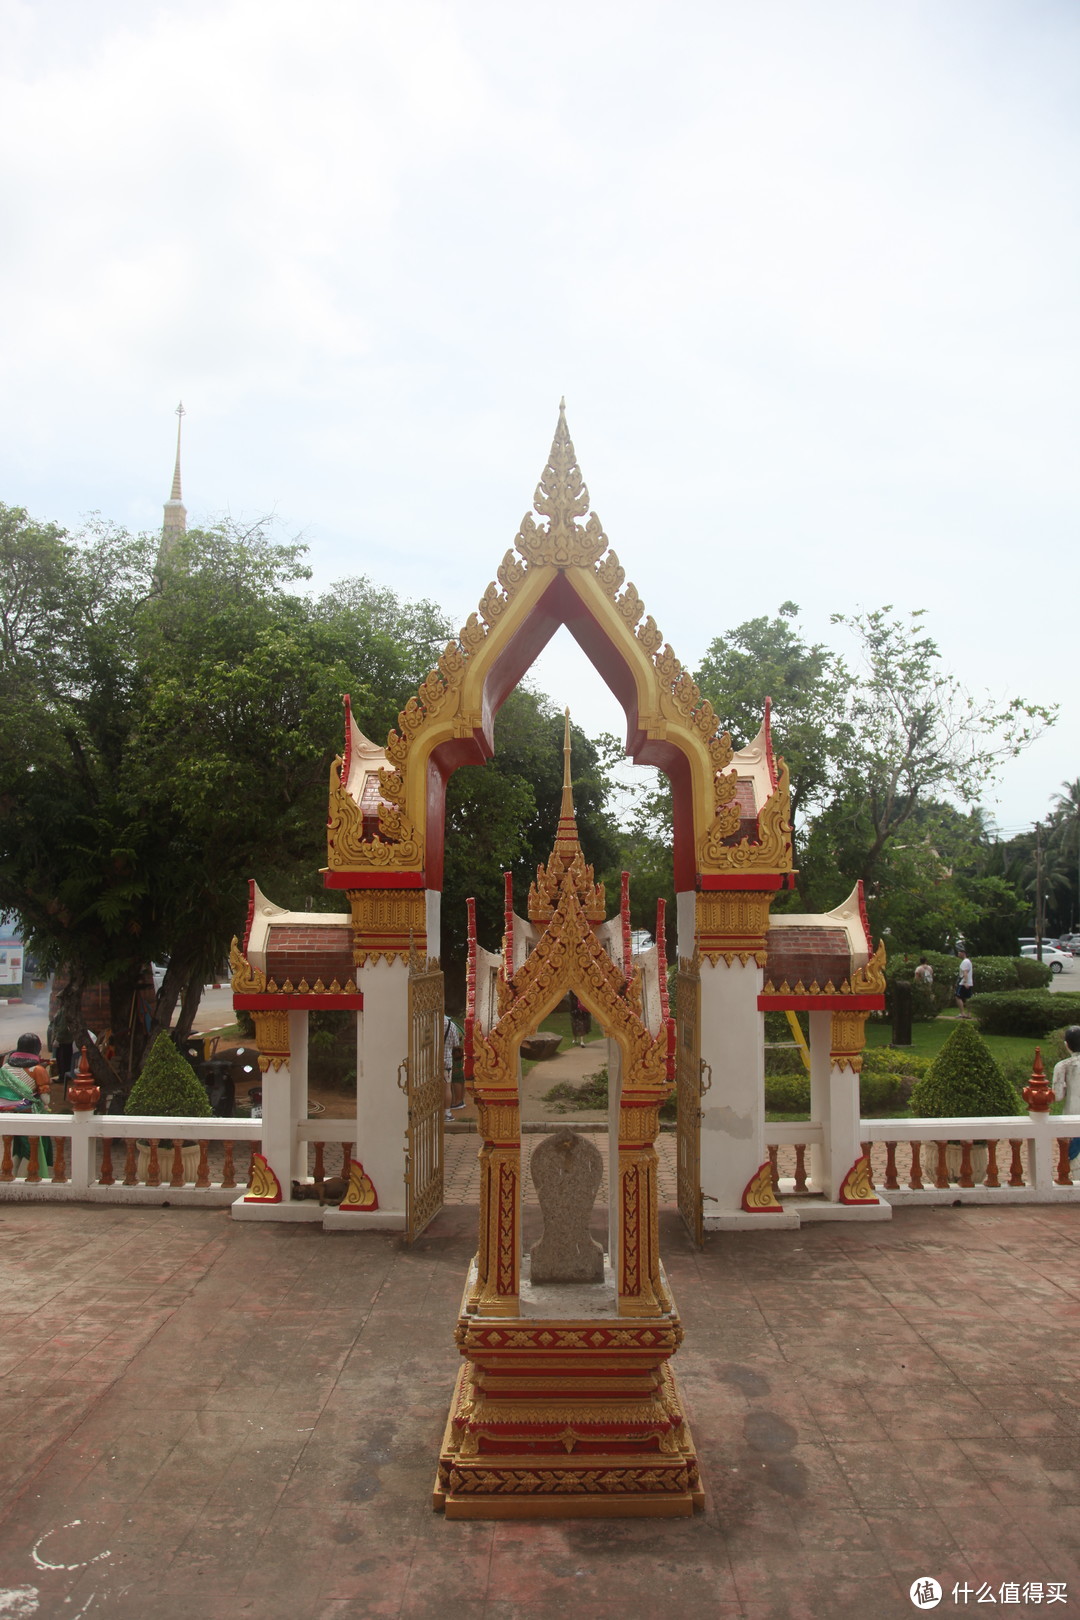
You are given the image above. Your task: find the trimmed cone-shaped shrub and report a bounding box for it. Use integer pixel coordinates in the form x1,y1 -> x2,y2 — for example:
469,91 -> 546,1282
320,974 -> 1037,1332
125,1031 -> 213,1118
908,1020 -> 1022,1118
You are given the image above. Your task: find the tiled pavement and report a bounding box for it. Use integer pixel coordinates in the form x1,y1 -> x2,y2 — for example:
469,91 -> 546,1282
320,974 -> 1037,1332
0,1202 -> 1079,1620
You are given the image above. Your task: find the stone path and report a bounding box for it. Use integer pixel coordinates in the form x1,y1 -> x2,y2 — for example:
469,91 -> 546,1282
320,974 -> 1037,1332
0,1202 -> 1078,1618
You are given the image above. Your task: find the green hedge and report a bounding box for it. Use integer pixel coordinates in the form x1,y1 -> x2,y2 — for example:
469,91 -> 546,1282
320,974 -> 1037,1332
1016,957 -> 1055,989
763,1046 -> 929,1116
908,1019 -> 1022,1117
968,990 -> 1080,1039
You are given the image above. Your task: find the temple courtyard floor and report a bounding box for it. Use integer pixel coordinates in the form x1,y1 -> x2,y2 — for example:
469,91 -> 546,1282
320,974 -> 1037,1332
0,1200 -> 1078,1620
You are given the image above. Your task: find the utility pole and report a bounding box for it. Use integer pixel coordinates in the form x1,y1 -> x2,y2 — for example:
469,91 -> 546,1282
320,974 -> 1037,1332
1035,822 -> 1044,961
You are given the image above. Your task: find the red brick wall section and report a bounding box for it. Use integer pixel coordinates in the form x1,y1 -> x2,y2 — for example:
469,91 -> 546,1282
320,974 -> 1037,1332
265,925 -> 354,986
765,926 -> 850,988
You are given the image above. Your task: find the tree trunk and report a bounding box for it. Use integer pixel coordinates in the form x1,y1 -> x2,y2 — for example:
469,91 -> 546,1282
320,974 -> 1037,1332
174,968 -> 206,1044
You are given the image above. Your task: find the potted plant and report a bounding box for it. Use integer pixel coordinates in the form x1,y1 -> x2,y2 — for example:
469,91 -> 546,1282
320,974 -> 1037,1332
125,1031 -> 213,1184
908,1020 -> 1023,1184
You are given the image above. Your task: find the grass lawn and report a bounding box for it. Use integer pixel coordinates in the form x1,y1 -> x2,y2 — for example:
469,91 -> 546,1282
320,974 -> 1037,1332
520,1008 -> 606,1075
864,1013 -> 1055,1073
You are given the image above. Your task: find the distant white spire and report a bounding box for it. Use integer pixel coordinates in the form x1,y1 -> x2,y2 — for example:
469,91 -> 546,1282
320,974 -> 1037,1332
161,401 -> 187,547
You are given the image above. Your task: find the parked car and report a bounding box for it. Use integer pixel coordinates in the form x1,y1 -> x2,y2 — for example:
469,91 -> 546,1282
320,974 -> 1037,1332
1020,944 -> 1073,974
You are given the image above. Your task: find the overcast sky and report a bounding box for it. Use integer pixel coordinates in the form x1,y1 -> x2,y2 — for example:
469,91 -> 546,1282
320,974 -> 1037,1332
2,0 -> 1076,836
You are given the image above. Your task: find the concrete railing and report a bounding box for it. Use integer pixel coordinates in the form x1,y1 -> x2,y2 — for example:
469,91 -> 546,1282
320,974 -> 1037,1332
765,1110 -> 1080,1205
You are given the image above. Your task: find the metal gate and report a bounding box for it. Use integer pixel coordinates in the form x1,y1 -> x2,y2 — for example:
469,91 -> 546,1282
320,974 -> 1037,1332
675,959 -> 705,1246
400,959 -> 445,1242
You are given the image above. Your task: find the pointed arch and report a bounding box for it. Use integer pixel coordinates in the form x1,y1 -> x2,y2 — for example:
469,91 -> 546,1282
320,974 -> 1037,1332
325,405 -> 792,893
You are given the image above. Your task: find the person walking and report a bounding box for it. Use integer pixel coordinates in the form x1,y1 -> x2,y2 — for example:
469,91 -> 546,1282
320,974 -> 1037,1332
443,1013 -> 464,1123
955,953 -> 974,1018
1052,1025 -> 1080,1171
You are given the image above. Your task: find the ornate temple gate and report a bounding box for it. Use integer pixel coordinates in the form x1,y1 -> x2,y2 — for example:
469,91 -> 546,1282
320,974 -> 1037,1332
676,958 -> 705,1245
401,958 -> 445,1242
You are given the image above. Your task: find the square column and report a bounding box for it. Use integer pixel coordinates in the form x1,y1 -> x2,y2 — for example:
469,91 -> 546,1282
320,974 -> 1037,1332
355,957 -> 410,1225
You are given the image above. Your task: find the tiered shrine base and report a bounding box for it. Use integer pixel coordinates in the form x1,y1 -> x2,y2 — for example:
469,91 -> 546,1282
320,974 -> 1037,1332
433,1268 -> 704,1519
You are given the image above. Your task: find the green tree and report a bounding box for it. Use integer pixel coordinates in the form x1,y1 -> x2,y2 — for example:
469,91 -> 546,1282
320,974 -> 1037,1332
695,602 -> 851,832
0,504 -> 452,1089
828,607 -> 1053,892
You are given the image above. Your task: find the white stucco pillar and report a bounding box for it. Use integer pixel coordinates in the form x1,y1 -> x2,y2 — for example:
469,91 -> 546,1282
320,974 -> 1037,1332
808,1010 -> 832,1194
355,957 -> 410,1224
699,956 -> 792,1227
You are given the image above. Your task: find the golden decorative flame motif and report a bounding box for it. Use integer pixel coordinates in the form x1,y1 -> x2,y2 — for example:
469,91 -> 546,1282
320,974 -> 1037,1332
245,1152 -> 281,1203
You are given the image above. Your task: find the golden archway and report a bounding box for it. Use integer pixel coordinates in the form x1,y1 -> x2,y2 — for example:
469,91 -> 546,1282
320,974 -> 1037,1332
326,403 -> 792,900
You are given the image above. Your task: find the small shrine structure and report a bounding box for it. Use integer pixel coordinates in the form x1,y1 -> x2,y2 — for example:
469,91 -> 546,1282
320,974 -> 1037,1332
433,736 -> 702,1516
229,402 -> 886,1235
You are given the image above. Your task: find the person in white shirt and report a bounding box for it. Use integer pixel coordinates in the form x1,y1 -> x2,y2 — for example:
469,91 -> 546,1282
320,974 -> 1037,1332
443,1014 -> 464,1124
1051,1026 -> 1080,1169
955,954 -> 974,1017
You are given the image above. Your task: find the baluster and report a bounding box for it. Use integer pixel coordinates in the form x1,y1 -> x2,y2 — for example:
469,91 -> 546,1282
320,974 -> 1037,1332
958,1142 -> 974,1189
934,1142 -> 950,1189
27,1138 -> 40,1183
221,1141 -> 236,1189
1008,1139 -> 1025,1188
52,1137 -> 67,1184
341,1143 -> 353,1181
147,1140 -> 161,1187
908,1140 -> 923,1190
313,1141 -> 325,1182
767,1145 -> 780,1197
1,1136 -> 12,1182
170,1142 -> 185,1188
884,1142 -> 899,1191
1055,1139 -> 1072,1186
985,1140 -> 1000,1188
123,1140 -> 138,1186
99,1138 -> 115,1186
793,1144 -> 808,1194
860,1141 -> 875,1190
196,1142 -> 210,1189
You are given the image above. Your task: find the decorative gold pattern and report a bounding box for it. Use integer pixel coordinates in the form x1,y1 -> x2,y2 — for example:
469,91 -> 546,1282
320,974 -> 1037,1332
741,1161 -> 783,1213
347,888 -> 427,966
245,1152 -> 281,1203
695,891 -> 774,968
252,1009 -> 289,1072
830,1010 -> 870,1073
700,760 -> 794,874
340,1159 -> 379,1210
403,961 -> 445,1242
850,940 -> 887,995
838,1154 -> 878,1205
514,405 -> 609,570
229,937 -> 266,994
326,753 -> 423,870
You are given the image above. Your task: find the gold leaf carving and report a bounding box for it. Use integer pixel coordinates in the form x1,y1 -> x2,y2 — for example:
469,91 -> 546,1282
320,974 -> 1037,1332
514,407 -> 609,569
700,759 -> 793,873
850,940 -> 887,995
595,550 -> 625,597
229,937 -> 266,995
635,614 -> 663,657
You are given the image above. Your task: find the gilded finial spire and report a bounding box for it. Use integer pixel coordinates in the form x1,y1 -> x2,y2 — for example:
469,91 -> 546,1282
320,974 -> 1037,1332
513,401 -> 608,570
527,711 -> 606,925
560,707 -> 573,819
161,401 -> 187,547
